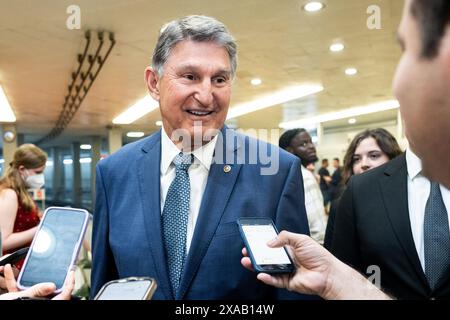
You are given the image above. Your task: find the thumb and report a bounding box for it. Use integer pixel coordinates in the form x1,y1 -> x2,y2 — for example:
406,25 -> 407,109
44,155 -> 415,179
24,283 -> 56,298
267,230 -> 297,248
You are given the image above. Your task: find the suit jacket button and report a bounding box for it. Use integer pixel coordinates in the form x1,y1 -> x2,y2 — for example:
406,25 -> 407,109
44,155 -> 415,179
224,165 -> 231,173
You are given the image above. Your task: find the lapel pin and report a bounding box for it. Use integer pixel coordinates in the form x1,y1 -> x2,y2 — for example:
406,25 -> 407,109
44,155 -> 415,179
223,165 -> 231,173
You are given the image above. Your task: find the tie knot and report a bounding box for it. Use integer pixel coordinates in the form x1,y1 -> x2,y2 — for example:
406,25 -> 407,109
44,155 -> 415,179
173,152 -> 193,171
430,181 -> 440,193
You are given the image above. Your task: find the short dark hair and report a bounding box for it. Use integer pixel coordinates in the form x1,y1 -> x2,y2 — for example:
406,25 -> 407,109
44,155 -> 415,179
410,0 -> 450,58
333,158 -> 339,162
342,128 -> 403,184
279,128 -> 306,150
322,159 -> 328,164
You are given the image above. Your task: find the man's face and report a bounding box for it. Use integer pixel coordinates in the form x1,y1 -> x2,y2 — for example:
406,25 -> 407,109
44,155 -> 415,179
332,159 -> 339,169
287,131 -> 318,166
146,40 -> 232,149
393,0 -> 450,186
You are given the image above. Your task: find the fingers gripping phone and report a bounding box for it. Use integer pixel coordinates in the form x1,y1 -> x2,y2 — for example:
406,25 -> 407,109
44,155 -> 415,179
0,247 -> 29,267
94,277 -> 157,300
237,218 -> 295,274
16,207 -> 89,293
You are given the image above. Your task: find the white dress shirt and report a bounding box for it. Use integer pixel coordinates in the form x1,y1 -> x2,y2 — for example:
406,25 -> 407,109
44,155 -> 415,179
160,128 -> 218,254
406,149 -> 450,271
301,165 -> 327,244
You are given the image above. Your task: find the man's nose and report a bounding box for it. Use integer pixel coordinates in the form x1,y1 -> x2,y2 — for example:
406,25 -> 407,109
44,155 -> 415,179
194,79 -> 214,106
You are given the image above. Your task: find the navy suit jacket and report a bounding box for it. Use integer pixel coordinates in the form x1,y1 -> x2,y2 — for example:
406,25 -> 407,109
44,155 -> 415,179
91,128 -> 310,299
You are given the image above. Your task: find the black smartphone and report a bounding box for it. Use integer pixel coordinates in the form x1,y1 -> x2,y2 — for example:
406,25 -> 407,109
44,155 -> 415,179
94,277 -> 157,300
237,218 -> 295,274
16,207 -> 89,293
0,247 -> 29,267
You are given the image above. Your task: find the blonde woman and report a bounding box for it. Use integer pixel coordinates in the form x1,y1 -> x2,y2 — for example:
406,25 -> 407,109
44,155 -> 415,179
0,144 -> 47,265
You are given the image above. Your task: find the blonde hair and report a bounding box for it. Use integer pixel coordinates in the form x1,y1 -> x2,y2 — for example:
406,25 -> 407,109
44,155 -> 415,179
0,144 -> 47,211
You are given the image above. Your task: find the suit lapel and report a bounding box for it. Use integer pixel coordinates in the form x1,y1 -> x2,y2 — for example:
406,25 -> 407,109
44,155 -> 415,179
380,154 -> 429,289
177,127 -> 242,299
137,130 -> 173,299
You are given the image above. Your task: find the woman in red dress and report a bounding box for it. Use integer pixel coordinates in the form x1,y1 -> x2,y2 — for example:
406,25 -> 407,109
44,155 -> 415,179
0,144 -> 47,268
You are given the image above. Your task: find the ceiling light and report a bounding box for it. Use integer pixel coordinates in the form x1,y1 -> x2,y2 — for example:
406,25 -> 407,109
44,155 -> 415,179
113,95 -> 159,124
348,118 -> 357,124
251,78 -> 262,86
79,158 -> 92,164
279,100 -> 399,129
155,120 -> 163,126
345,68 -> 358,76
80,144 -> 92,150
127,131 -> 145,138
329,43 -> 345,52
227,84 -> 324,120
0,85 -> 16,122
303,1 -> 324,12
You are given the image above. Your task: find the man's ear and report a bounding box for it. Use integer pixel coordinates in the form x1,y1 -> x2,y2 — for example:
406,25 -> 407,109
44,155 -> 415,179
145,67 -> 160,101
286,146 -> 293,153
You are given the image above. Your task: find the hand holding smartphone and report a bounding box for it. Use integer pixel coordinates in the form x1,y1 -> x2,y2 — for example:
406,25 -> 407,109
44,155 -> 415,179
0,247 -> 29,267
94,277 -> 157,300
16,207 -> 89,293
237,218 -> 295,274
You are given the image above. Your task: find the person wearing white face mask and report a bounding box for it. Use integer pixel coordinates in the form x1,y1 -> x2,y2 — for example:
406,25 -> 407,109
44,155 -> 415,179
0,144 -> 47,269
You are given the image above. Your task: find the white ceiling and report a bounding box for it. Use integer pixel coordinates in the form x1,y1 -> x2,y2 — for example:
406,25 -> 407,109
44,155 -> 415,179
0,0 -> 404,147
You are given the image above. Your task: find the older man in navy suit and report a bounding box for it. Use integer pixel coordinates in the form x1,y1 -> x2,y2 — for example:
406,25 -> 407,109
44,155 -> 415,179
91,15 -> 309,299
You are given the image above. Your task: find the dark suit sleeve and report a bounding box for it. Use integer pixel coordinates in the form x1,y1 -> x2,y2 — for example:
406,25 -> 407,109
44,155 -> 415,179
331,177 -> 363,271
90,164 -> 118,298
274,157 -> 315,299
324,198 -> 339,250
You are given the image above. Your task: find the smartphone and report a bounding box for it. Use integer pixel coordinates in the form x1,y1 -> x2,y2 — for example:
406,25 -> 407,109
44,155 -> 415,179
237,218 -> 295,274
0,247 -> 29,267
94,277 -> 157,300
16,207 -> 89,293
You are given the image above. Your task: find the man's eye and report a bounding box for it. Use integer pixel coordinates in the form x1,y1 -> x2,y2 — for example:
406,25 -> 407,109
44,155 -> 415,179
370,154 -> 380,159
184,74 -> 195,80
213,77 -> 227,84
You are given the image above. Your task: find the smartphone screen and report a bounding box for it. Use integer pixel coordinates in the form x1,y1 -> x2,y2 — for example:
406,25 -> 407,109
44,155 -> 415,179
18,207 -> 88,290
95,278 -> 156,300
238,218 -> 294,273
242,224 -> 291,265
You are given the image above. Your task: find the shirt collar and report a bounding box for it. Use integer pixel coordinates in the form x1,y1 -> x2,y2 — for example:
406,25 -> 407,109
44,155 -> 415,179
160,127 -> 218,175
406,148 -> 423,180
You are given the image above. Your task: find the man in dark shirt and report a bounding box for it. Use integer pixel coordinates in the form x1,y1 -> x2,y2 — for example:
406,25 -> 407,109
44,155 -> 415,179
318,159 -> 331,207
330,158 -> 343,200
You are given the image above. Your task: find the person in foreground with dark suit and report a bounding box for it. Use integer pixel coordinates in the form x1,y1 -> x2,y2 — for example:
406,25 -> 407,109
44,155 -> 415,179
91,15 -> 310,300
243,0 -> 450,299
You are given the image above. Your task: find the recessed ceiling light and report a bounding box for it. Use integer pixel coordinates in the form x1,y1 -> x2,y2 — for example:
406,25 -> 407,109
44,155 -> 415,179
329,43 -> 344,52
127,131 -> 145,138
279,100 -> 399,129
345,68 -> 358,76
80,144 -> 92,150
155,120 -> 163,126
227,84 -> 324,120
348,118 -> 357,124
113,95 -> 159,124
0,85 -> 16,122
303,1 -> 324,12
250,78 -> 262,86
